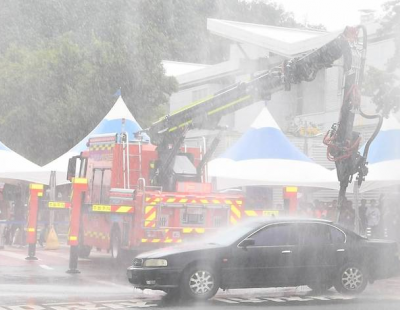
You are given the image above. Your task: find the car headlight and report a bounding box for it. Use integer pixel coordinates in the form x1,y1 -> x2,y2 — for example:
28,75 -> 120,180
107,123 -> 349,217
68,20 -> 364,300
143,259 -> 168,267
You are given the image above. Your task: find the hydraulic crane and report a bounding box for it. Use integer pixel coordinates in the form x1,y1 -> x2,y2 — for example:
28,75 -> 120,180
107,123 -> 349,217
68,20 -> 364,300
145,25 -> 382,216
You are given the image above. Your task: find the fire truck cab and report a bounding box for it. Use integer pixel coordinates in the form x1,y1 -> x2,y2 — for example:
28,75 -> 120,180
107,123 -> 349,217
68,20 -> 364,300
68,132 -> 243,259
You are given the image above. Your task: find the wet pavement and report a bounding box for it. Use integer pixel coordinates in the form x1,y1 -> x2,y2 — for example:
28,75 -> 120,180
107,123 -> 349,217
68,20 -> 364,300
1,243 -> 400,309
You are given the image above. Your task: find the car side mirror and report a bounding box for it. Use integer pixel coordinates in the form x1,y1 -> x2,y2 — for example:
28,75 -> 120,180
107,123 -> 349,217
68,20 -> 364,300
239,238 -> 255,249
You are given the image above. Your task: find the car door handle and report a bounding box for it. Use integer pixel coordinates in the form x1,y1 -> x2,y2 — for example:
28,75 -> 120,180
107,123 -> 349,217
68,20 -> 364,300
337,249 -> 345,252
281,250 -> 292,254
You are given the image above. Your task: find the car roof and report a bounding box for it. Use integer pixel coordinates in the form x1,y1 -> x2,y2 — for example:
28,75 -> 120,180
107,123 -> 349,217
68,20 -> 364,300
242,217 -> 333,227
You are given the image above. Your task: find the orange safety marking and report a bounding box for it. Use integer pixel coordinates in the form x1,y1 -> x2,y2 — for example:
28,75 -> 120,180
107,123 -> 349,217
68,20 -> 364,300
141,238 -> 182,243
144,206 -> 156,228
91,204 -> 134,213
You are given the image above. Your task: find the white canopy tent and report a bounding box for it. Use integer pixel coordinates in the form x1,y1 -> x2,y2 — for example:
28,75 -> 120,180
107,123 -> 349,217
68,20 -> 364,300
208,107 -> 339,190
0,141 -> 48,185
344,115 -> 400,193
0,96 -> 145,186
42,96 -> 146,174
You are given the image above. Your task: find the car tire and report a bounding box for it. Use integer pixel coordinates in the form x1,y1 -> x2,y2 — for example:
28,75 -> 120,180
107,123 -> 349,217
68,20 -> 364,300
334,263 -> 368,294
181,264 -> 219,301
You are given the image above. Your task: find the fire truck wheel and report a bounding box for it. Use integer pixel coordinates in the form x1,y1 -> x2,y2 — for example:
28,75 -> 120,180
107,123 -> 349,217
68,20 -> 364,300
78,232 -> 92,258
78,245 -> 92,258
111,229 -> 122,260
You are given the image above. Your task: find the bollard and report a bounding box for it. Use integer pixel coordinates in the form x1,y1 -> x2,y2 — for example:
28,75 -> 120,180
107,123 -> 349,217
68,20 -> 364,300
66,178 -> 87,274
66,245 -> 80,274
25,184 -> 43,261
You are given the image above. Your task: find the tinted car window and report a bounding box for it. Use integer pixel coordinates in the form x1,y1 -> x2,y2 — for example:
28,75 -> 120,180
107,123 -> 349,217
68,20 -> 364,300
250,224 -> 298,246
329,225 -> 346,244
299,223 -> 331,246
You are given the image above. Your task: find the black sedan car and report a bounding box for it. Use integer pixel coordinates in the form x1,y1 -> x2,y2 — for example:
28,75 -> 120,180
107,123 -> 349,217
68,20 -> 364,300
127,218 -> 399,300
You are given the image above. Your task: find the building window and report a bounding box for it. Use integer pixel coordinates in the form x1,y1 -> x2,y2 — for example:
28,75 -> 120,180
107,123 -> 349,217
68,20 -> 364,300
192,88 -> 208,102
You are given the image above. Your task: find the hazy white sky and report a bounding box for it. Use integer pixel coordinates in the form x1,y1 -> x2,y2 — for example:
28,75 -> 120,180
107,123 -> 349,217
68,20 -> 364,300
274,0 -> 388,30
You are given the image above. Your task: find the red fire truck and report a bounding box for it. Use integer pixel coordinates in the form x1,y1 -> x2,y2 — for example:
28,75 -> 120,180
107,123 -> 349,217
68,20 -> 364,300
69,133 -> 243,259
60,25 -> 381,259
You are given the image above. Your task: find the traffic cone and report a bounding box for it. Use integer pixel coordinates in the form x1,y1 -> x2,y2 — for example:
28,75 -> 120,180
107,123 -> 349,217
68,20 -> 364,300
45,226 -> 59,250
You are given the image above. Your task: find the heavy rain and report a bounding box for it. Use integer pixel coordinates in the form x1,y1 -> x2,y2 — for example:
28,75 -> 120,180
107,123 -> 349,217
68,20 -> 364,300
0,0 -> 400,310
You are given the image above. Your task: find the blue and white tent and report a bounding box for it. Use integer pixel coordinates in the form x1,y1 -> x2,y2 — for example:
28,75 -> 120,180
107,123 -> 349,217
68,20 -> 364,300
43,96 -> 146,173
208,107 -> 338,190
0,141 -> 41,173
353,115 -> 400,193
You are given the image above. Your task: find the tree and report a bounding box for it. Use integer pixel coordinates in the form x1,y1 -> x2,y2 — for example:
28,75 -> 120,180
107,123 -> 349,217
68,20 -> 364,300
363,0 -> 400,116
0,0 -> 300,164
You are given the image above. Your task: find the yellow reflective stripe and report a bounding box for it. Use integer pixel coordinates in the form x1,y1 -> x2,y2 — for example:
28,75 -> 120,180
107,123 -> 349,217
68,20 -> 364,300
92,205 -> 111,212
225,200 -> 232,204
72,178 -> 87,184
208,95 -> 252,116
200,199 -> 208,204
195,228 -> 205,233
236,200 -> 243,205
116,206 -> 132,213
30,184 -> 43,190
167,198 -> 176,203
169,95 -> 214,117
286,186 -> 298,192
152,239 -> 161,243
212,199 -> 220,204
231,205 -> 241,218
38,192 -> 43,197
183,228 -> 193,233
49,202 -> 66,208
28,228 -> 35,232
245,210 -> 258,217
230,216 -> 237,224
141,239 -> 148,243
179,198 -> 188,203
69,236 -> 77,241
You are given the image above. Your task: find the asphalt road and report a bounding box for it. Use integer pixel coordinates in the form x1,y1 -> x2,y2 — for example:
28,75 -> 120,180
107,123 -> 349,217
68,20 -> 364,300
1,243 -> 400,310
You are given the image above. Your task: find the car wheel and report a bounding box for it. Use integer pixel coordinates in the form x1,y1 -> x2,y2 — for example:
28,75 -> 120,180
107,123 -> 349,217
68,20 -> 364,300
307,282 -> 333,293
181,264 -> 219,301
334,263 -> 368,294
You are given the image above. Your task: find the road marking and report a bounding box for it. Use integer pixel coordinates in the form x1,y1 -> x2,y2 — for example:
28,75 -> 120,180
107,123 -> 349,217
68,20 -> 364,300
39,265 -> 53,270
0,251 -> 30,261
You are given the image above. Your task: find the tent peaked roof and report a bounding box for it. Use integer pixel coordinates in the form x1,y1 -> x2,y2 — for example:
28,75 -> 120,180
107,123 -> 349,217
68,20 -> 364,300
43,96 -> 145,172
361,116 -> 400,164
209,107 -> 338,190
0,141 -> 41,173
220,108 -> 312,163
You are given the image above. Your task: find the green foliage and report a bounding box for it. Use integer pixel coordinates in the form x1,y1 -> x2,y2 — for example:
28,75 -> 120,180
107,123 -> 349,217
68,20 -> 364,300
363,67 -> 399,117
363,0 -> 400,116
0,0 -> 297,165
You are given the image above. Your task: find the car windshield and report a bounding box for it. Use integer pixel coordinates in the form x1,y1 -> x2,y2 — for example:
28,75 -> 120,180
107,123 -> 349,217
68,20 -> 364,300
204,220 -> 262,246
